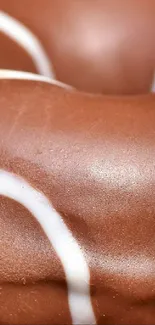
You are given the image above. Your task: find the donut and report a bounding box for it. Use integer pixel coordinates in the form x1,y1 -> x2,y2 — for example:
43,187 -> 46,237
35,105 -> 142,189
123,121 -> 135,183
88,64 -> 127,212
0,70 -> 155,324
0,0 -> 155,94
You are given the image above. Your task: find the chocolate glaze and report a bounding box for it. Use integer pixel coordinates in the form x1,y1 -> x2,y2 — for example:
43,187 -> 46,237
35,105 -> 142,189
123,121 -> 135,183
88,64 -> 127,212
0,77 -> 155,324
0,32 -> 37,73
0,0 -> 155,94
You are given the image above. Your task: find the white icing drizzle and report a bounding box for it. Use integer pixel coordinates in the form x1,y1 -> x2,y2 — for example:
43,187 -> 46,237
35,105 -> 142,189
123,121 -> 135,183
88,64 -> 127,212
0,11 -> 54,78
0,169 -> 96,324
0,69 -> 73,89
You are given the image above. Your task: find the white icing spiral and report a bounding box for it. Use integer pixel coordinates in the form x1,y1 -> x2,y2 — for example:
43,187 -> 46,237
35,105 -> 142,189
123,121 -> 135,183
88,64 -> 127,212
0,69 -> 73,89
0,11 -> 54,78
0,169 -> 96,324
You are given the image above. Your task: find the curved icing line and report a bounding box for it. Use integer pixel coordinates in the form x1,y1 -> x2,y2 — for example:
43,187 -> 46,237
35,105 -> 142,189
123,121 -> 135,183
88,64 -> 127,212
0,11 -> 54,78
0,69 -> 73,89
0,169 -> 96,325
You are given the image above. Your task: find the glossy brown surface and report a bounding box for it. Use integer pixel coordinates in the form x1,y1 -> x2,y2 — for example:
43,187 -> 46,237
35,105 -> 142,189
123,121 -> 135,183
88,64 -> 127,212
0,0 -> 155,94
0,32 -> 37,74
0,79 -> 155,324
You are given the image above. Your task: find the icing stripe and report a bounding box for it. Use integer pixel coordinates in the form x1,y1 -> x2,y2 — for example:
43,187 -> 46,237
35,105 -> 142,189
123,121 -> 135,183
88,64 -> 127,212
0,69 -> 73,89
0,11 -> 54,78
0,170 -> 96,324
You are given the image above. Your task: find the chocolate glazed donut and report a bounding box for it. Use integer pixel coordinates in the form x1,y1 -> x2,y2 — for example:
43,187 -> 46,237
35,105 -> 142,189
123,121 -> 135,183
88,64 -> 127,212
0,0 -> 155,94
0,72 -> 155,324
